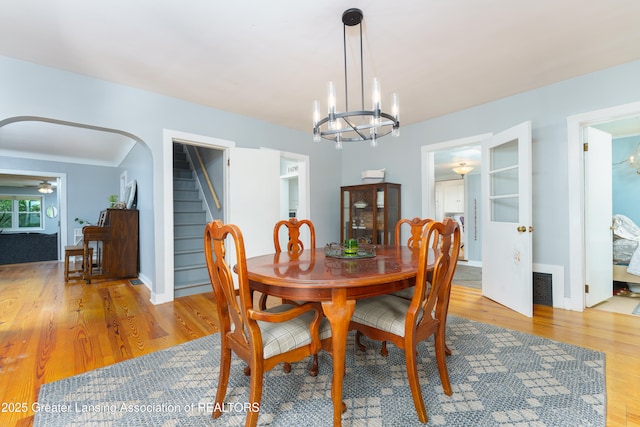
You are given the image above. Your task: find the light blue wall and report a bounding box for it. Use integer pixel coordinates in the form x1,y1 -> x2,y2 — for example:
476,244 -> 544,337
3,51 -> 640,302
0,55 -> 341,300
613,135 -> 640,226
341,59 -> 640,298
117,141 -> 153,276
463,174 -> 481,261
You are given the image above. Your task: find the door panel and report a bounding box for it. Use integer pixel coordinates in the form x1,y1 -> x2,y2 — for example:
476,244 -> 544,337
481,121 -> 533,317
228,147 -> 280,259
584,127 -> 613,307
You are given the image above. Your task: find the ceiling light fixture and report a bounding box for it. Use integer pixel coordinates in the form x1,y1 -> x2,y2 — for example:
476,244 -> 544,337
452,163 -> 473,178
627,142 -> 640,174
38,181 -> 53,194
614,141 -> 640,174
312,8 -> 399,149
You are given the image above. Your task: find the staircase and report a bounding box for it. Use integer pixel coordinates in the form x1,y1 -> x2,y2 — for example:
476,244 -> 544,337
173,142 -> 211,297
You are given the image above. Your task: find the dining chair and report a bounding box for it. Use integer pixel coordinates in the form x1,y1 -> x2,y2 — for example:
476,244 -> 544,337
349,219 -> 461,424
258,218 -> 317,310
390,217 -> 435,299
273,217 -> 316,254
272,218 -> 320,374
384,217 -> 457,356
204,219 -> 330,427
364,217 -> 434,355
395,217 -> 434,249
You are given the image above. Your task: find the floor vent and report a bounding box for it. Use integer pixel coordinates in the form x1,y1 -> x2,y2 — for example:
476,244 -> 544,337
533,272 -> 553,306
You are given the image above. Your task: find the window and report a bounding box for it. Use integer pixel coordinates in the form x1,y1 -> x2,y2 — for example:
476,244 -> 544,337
0,195 -> 43,230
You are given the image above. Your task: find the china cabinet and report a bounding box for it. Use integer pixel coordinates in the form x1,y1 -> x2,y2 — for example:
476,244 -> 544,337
340,183 -> 401,245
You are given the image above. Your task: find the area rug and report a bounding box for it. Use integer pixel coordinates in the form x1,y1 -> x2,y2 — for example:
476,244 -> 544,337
34,315 -> 605,426
452,264 -> 482,290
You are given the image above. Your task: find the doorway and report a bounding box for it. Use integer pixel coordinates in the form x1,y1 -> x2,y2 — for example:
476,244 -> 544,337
421,135 -> 486,292
421,133 -> 490,268
586,121 -> 640,314
163,130 -> 311,301
567,101 -> 640,312
0,170 -> 66,262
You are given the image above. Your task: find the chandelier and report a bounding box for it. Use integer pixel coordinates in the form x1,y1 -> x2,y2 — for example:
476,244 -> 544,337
313,8 -> 399,149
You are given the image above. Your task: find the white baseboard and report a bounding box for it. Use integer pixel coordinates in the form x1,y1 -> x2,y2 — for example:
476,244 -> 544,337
532,263 -> 565,309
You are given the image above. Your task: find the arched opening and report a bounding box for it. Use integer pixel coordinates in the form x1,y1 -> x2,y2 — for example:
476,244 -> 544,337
0,116 -> 152,282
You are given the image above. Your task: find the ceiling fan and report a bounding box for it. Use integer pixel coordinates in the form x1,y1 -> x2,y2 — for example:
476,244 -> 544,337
37,180 -> 54,193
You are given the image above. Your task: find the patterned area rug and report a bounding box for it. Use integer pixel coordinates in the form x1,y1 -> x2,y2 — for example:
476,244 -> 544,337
34,316 -> 605,426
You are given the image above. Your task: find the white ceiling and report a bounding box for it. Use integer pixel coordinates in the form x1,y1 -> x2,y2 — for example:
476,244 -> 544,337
1,0 -> 640,185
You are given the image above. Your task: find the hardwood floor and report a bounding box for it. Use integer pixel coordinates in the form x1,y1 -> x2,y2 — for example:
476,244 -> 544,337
1,261 -> 638,426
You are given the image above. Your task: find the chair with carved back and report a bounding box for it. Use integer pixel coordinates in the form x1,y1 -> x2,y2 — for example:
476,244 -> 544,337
204,220 -> 330,427
388,217 -> 457,356
273,218 -> 316,253
395,217 -> 434,249
390,217 -> 436,298
259,218 -> 317,309
348,219 -> 460,423
360,217 -> 434,356
270,218 -> 318,374
433,217 -> 461,357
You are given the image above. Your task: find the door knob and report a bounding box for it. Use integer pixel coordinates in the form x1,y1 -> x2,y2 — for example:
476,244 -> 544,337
517,226 -> 527,233
528,226 -> 534,233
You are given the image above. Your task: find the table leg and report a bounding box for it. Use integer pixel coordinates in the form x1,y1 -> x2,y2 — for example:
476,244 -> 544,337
321,289 -> 355,427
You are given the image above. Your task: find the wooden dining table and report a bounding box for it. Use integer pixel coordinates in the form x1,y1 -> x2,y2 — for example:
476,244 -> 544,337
245,244 -> 432,426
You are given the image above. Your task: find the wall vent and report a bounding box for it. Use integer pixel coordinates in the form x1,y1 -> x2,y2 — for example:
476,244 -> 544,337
533,272 -> 553,306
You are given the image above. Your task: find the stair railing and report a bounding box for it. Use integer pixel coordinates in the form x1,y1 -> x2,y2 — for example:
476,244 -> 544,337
193,147 -> 221,210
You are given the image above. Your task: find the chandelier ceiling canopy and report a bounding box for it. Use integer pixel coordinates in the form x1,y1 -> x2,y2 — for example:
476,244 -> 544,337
312,8 -> 399,149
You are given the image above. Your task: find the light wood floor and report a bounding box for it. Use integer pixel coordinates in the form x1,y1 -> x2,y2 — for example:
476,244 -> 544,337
1,261 -> 638,426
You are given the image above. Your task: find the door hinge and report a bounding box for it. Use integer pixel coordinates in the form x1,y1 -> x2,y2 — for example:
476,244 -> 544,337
583,142 -> 588,152
227,158 -> 230,166
585,284 -> 589,293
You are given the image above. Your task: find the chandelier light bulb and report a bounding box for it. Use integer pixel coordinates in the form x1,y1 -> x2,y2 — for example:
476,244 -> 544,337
391,93 -> 399,120
372,77 -> 381,111
327,81 -> 336,115
313,100 -> 320,127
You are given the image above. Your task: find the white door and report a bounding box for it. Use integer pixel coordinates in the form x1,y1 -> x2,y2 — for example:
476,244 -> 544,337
228,147 -> 281,259
481,121 -> 533,317
584,127 -> 613,307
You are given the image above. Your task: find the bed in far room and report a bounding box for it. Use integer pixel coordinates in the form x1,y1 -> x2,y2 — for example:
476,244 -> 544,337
612,214 -> 640,294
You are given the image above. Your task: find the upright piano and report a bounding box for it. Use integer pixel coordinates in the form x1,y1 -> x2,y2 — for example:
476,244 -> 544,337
82,209 -> 139,283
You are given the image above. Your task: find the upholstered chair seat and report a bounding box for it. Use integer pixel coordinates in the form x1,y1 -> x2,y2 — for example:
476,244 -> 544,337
259,304 -> 332,359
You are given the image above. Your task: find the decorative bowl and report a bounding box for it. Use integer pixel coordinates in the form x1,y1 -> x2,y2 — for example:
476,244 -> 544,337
353,201 -> 368,209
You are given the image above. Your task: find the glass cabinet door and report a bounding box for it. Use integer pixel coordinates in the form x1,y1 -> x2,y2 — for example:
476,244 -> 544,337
383,185 -> 400,245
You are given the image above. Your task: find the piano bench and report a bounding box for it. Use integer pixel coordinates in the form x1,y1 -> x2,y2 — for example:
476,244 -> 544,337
64,245 -> 93,282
